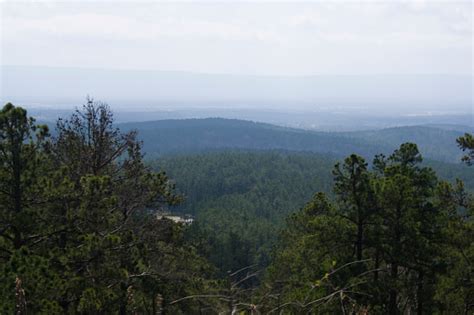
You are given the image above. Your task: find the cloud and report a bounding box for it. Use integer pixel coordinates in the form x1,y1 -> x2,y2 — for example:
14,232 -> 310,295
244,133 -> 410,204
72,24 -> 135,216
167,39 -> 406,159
3,11 -> 284,43
1,1 -> 471,75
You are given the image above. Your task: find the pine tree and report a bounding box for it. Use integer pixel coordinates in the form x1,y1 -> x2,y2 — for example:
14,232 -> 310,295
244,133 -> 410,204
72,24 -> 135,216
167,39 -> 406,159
457,133 -> 474,165
0,101 -> 218,313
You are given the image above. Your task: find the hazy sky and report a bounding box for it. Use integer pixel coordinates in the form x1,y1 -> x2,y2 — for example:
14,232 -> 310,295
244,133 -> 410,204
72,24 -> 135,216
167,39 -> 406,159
1,0 -> 472,76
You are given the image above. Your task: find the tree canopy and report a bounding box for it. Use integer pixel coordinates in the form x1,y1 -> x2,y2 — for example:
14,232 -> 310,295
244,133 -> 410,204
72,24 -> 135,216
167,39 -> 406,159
0,101 -> 472,314
0,101 -> 218,314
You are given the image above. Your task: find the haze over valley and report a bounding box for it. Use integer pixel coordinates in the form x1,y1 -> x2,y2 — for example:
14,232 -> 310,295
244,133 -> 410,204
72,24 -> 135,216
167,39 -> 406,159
2,65 -> 472,131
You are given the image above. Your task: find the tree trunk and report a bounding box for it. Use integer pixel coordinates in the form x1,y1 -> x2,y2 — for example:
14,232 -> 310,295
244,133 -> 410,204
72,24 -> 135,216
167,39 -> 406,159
389,263 -> 398,315
374,248 -> 380,282
417,271 -> 424,315
12,143 -> 23,249
15,277 -> 27,315
356,220 -> 363,261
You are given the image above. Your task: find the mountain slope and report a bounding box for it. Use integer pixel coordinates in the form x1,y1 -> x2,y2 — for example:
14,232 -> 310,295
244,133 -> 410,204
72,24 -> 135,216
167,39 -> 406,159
120,118 -> 467,163
120,118 -> 388,159
151,150 -> 474,274
344,125 -> 466,163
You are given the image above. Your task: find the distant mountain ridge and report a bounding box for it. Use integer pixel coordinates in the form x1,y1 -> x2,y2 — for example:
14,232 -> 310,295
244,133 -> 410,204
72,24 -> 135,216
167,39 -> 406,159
118,118 -> 467,163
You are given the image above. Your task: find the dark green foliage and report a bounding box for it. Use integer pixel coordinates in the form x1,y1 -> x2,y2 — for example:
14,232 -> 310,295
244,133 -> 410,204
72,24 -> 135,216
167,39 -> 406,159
151,150 -> 474,280
457,132 -> 474,165
152,151 -> 335,276
423,159 -> 474,190
1,101 -> 472,314
0,101 -> 218,314
121,118 -> 381,159
265,143 -> 474,314
153,151 -> 335,218
333,154 -> 374,261
263,192 -> 359,313
119,118 -> 468,163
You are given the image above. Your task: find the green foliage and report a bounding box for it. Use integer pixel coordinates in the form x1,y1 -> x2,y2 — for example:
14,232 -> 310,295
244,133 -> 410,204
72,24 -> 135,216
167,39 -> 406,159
346,125 -> 465,163
423,159 -> 474,190
457,132 -> 474,165
0,101 -> 218,314
265,143 -> 474,314
263,192 -> 358,313
152,151 -> 335,275
1,101 -> 472,313
119,118 -> 469,163
120,118 -> 378,159
151,150 -> 474,281
433,181 -> 474,314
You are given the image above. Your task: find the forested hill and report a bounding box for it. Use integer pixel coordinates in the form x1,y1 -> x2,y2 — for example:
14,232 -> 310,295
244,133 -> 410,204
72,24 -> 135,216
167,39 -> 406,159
150,150 -> 474,275
154,151 -> 474,218
119,118 -> 467,163
344,125 -> 466,163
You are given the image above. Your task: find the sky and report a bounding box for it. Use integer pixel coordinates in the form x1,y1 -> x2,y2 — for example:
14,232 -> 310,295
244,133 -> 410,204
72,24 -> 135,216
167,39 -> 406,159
1,0 -> 472,76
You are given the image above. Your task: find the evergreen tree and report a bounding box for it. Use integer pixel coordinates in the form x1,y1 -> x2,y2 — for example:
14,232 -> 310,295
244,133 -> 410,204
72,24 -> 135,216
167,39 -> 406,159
333,154 -> 374,262
0,103 -> 59,313
265,143 -> 470,314
373,144 -> 441,314
457,133 -> 474,165
0,101 -> 218,314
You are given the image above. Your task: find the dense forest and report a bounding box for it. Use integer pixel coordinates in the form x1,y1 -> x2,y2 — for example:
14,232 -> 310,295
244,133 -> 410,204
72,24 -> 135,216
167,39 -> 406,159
1,101 -> 473,314
151,151 -> 474,281
118,118 -> 466,163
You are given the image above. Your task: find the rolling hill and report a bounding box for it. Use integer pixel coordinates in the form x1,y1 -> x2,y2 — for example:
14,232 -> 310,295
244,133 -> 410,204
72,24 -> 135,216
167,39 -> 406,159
119,118 -> 468,163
